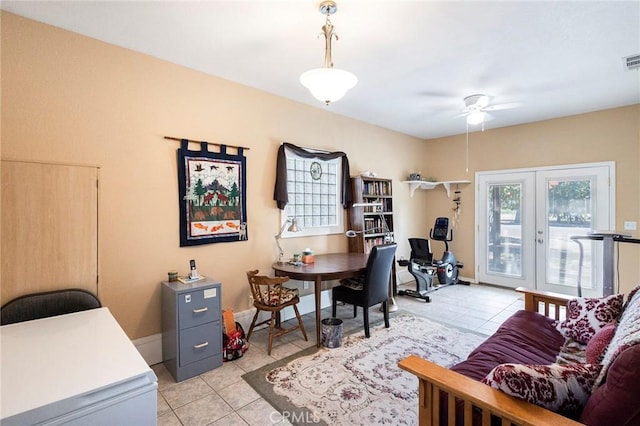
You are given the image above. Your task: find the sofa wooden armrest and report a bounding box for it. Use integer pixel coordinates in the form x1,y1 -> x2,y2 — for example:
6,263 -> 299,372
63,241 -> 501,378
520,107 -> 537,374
516,287 -> 572,319
398,354 -> 582,426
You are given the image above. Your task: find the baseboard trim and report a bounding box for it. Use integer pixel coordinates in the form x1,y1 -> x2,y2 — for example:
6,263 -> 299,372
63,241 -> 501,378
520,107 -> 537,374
133,292 -> 333,366
243,289 -> 332,326
136,279 -> 481,365
233,307 -> 257,335
397,268 -> 414,285
460,275 -> 476,284
133,333 -> 163,366
397,270 -> 477,287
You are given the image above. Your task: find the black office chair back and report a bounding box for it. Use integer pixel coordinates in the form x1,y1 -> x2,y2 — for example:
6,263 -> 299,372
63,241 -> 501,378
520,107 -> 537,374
365,243 -> 397,304
409,238 -> 433,263
1,288 -> 101,325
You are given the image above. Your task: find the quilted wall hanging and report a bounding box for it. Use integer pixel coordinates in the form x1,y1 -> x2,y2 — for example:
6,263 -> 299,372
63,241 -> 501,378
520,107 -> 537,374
176,139 -> 248,246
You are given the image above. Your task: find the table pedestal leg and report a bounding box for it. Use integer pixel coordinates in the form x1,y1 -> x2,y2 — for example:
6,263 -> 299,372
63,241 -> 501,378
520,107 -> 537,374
387,296 -> 399,312
315,277 -> 322,347
381,268 -> 399,312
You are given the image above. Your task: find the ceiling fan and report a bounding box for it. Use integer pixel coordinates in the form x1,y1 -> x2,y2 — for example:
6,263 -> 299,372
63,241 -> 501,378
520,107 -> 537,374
458,94 -> 520,126
458,94 -> 520,174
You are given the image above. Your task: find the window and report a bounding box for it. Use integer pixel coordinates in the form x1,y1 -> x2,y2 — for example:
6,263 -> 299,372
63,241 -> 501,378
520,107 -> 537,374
281,149 -> 343,238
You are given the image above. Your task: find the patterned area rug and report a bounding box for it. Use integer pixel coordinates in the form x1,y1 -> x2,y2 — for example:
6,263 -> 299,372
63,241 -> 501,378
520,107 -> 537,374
243,314 -> 487,425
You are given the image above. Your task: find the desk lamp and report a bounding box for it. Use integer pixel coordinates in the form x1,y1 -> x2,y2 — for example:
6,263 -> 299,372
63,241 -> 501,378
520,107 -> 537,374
275,217 -> 301,263
347,202 -> 393,243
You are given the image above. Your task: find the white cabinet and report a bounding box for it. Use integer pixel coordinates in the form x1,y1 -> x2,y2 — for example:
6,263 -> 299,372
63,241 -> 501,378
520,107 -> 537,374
1,308 -> 157,425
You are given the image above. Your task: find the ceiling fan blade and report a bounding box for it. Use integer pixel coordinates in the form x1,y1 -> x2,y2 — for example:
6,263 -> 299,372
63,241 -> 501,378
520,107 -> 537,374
415,90 -> 457,99
484,102 -> 522,111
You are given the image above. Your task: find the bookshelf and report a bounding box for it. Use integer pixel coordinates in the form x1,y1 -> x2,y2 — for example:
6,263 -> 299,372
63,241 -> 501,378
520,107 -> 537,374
347,176 -> 394,253
347,176 -> 397,293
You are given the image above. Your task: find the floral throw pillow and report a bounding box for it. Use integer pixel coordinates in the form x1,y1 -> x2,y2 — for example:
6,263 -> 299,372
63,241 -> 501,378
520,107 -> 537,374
482,363 -> 602,418
555,294 -> 624,344
555,338 -> 587,365
593,285 -> 640,389
585,322 -> 617,364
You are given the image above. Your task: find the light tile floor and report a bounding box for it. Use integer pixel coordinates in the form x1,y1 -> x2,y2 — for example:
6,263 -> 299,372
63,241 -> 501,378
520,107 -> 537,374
154,282 -> 524,425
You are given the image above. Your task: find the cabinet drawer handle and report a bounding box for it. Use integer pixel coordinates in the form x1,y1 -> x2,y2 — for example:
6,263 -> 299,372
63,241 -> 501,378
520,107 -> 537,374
193,342 -> 209,349
193,307 -> 208,313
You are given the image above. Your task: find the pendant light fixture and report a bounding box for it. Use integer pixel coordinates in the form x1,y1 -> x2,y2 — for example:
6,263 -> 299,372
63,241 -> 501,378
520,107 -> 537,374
300,1 -> 357,105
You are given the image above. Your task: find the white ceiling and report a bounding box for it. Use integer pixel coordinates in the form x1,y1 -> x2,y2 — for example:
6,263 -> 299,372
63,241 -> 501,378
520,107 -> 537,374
3,1 -> 640,139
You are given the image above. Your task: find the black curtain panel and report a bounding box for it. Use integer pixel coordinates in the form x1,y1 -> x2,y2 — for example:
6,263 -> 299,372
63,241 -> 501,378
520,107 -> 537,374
273,142 -> 352,210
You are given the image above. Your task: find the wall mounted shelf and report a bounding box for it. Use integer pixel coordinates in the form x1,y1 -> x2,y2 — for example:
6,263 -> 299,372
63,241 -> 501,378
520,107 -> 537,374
402,180 -> 471,198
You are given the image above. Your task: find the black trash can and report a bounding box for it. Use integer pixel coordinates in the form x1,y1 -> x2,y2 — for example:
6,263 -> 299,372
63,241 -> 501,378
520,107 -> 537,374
321,318 -> 343,348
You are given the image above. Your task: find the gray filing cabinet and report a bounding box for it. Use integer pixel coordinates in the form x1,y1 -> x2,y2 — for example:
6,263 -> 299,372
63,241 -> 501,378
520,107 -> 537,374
162,278 -> 222,382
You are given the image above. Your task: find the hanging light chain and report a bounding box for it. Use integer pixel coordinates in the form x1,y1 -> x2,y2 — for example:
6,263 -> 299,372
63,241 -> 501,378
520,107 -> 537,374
466,121 -> 469,173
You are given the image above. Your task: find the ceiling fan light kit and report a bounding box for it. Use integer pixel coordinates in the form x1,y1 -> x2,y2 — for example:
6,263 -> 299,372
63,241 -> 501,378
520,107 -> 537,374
464,94 -> 489,125
299,1 -> 358,105
466,110 -> 486,125
464,94 -> 490,109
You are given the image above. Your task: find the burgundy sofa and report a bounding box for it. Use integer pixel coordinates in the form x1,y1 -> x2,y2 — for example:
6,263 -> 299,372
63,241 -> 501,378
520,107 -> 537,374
451,310 -> 564,382
399,287 -> 640,425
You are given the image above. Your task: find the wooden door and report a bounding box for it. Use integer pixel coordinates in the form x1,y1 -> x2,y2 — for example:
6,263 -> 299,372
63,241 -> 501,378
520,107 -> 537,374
1,161 -> 99,304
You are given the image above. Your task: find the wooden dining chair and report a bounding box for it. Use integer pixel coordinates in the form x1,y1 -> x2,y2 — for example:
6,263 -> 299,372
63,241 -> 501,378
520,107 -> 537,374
332,243 -> 398,337
246,270 -> 308,355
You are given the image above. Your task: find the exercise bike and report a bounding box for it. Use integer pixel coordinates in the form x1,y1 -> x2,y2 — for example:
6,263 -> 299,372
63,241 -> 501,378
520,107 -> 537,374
398,217 -> 468,302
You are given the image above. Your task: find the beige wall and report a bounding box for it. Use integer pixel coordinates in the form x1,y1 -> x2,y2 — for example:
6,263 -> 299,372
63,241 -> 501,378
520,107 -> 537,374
422,105 -> 640,295
0,13 -> 427,339
2,12 -> 639,339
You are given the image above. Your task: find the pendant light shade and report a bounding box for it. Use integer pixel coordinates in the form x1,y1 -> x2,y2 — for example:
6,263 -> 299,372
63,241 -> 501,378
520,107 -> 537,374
300,67 -> 357,104
300,1 -> 357,105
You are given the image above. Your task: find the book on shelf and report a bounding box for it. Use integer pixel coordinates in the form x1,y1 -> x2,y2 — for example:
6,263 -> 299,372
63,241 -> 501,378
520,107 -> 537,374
363,181 -> 391,196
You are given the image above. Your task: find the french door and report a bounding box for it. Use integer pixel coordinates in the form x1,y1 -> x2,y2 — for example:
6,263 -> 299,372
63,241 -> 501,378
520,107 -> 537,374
476,163 -> 614,297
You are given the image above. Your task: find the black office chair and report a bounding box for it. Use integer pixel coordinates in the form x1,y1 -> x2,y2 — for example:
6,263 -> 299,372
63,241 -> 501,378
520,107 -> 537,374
0,288 -> 101,325
331,243 -> 398,338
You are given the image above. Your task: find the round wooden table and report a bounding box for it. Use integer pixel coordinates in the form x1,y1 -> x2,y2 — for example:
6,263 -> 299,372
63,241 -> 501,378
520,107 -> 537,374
272,253 -> 368,347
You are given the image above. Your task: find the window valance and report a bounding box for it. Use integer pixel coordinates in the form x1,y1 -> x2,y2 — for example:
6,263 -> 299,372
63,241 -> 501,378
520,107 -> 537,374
273,142 -> 353,210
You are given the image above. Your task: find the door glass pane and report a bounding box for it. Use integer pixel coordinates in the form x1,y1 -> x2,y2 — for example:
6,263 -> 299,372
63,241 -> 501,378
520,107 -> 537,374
546,178 -> 593,288
487,183 -> 522,277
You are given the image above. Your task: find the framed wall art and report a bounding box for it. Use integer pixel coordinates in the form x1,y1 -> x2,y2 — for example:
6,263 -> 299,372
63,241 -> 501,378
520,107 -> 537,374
177,140 -> 247,246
